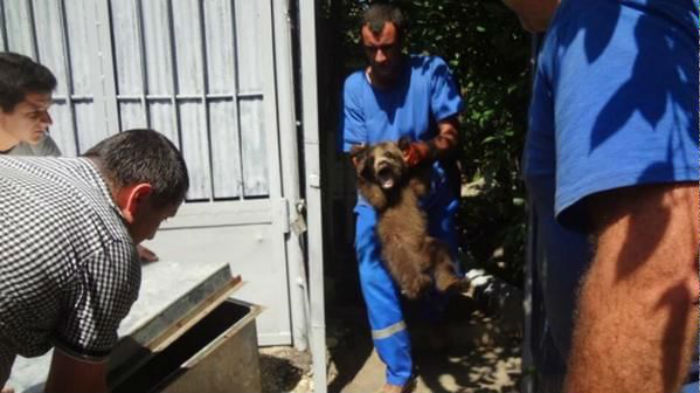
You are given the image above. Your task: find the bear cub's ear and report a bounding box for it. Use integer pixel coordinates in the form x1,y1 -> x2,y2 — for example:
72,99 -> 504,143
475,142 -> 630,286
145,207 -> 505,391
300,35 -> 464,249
349,143 -> 367,158
397,136 -> 413,152
349,144 -> 371,178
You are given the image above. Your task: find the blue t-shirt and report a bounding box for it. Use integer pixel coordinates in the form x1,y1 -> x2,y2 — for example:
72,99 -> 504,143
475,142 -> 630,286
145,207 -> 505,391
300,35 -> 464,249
340,55 -> 464,209
523,0 -> 699,381
525,0 -> 698,227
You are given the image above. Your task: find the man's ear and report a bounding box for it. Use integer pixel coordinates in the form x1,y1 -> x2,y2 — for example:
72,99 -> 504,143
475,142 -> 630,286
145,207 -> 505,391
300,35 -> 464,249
115,183 -> 154,224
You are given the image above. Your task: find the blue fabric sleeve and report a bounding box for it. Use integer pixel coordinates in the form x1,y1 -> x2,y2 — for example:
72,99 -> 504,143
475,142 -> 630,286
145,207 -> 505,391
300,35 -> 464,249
428,56 -> 464,122
340,72 -> 367,152
547,0 -> 699,226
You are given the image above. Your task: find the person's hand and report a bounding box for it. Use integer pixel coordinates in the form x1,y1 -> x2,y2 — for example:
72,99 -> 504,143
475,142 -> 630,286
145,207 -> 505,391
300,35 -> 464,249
401,141 -> 430,167
137,245 -> 159,263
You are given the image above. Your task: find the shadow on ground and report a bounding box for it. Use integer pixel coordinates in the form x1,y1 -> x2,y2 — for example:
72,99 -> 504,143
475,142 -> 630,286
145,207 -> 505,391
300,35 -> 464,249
327,294 -> 522,393
325,309 -> 374,393
260,347 -> 312,393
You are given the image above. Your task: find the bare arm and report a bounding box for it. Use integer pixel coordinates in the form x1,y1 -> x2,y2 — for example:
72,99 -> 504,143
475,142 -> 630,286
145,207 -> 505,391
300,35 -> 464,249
136,244 -> 159,263
430,117 -> 460,160
502,0 -> 560,32
44,349 -> 108,393
566,183 -> 699,393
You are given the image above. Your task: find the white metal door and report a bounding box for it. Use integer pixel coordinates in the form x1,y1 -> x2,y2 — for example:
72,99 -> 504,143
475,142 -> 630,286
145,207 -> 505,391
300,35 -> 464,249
2,0 -> 295,346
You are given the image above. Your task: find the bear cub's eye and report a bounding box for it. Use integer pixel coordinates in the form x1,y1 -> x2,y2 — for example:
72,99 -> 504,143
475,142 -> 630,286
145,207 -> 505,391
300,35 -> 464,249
385,151 -> 401,161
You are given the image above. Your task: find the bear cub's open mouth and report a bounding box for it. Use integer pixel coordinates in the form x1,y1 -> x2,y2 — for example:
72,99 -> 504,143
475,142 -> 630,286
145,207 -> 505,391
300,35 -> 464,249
375,157 -> 402,190
376,165 -> 395,189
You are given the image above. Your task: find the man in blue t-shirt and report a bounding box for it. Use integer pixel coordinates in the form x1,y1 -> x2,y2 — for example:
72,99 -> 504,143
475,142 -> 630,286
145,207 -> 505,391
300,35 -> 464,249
505,0 -> 699,392
339,4 -> 464,392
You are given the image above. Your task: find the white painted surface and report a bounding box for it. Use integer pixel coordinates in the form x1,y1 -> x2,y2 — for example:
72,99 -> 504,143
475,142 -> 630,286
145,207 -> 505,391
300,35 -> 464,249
143,206 -> 292,345
3,0 -> 301,350
5,0 -> 34,56
298,0 -> 328,391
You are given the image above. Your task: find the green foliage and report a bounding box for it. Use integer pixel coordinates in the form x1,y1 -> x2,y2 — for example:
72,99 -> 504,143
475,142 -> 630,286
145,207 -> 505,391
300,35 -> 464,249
325,0 -> 531,286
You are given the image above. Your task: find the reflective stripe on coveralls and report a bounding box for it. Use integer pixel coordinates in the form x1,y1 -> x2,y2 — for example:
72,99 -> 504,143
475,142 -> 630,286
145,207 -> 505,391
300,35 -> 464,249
354,166 -> 459,386
372,320 -> 408,340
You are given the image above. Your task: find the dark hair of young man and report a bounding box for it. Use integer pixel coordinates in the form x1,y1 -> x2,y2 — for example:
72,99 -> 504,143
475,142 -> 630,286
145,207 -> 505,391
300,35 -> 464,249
83,129 -> 190,208
0,52 -> 57,112
362,3 -> 407,41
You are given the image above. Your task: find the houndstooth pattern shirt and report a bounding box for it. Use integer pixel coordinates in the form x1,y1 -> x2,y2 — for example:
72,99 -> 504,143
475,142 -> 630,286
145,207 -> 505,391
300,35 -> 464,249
0,156 -> 140,359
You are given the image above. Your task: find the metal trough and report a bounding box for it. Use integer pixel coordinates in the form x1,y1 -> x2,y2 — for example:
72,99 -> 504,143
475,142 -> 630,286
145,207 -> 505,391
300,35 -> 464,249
108,265 -> 262,393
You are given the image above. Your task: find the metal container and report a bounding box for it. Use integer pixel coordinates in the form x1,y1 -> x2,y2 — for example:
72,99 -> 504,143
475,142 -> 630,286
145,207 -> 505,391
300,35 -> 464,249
108,265 -> 262,393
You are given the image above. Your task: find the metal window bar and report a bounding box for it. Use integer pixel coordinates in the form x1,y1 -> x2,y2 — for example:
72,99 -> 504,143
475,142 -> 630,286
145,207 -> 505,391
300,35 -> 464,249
0,1 -> 8,51
57,0 -> 80,155
53,96 -> 91,102
26,0 -> 39,60
195,0 -> 215,202
113,92 -> 262,100
165,0 -> 187,196
231,0 -> 245,200
94,0 -> 119,136
135,0 -> 150,129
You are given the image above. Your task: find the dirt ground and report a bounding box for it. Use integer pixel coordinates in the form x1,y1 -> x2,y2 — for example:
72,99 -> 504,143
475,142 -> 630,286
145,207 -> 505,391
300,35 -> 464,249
259,293 -> 522,393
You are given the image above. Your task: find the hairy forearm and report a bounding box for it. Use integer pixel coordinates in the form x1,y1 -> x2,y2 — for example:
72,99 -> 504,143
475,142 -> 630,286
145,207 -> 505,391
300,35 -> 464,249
502,0 -> 559,32
566,183 -> 699,393
45,350 -> 109,393
428,130 -> 458,159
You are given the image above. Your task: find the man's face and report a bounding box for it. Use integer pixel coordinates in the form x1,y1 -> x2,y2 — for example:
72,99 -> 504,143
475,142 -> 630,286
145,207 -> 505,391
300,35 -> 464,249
129,199 -> 180,245
361,22 -> 403,84
0,91 -> 53,146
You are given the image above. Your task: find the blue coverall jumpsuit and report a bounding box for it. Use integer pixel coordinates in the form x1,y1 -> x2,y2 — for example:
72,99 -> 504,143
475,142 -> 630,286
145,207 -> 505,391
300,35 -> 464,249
340,54 -> 463,385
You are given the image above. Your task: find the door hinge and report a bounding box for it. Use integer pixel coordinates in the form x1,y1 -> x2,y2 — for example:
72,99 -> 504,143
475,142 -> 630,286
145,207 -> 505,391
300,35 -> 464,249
280,198 -> 307,235
290,199 -> 307,236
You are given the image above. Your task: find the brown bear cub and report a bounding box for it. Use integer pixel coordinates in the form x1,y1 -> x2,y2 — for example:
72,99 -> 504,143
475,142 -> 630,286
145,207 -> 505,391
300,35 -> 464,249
350,139 -> 462,299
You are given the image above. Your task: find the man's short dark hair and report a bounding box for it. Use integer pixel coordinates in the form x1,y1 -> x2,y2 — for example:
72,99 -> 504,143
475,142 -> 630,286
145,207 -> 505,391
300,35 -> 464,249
362,3 -> 407,40
0,52 -> 57,112
84,129 -> 190,208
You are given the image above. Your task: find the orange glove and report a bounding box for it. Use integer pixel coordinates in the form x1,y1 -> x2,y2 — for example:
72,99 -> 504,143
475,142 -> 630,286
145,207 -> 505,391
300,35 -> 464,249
401,141 -> 431,167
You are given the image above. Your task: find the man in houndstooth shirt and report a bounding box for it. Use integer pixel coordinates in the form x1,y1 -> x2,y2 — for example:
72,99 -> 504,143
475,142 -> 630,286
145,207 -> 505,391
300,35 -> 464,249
0,51 -> 161,264
0,129 -> 189,393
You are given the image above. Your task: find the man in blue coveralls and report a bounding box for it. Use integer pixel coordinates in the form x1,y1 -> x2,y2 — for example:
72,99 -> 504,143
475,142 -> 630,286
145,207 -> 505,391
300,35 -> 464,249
505,0 -> 699,392
339,3 -> 464,392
